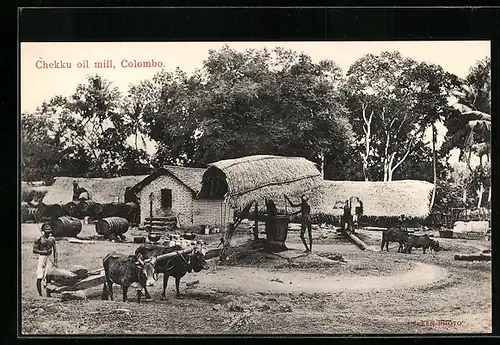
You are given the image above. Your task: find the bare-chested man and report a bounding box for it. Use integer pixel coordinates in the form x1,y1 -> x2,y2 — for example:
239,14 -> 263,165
285,194 -> 312,252
33,223 -> 58,296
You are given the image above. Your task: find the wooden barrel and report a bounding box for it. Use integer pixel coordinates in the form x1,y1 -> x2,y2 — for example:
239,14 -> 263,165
28,208 -> 39,222
37,202 -> 48,217
47,204 -> 65,219
51,216 -> 83,237
120,202 -> 138,216
21,203 -> 39,223
77,200 -> 97,217
265,215 -> 289,244
63,201 -> 80,217
21,202 -> 29,222
95,217 -> 129,236
102,202 -> 124,218
91,202 -> 104,218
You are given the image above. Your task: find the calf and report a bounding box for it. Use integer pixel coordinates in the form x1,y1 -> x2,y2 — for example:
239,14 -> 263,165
101,252 -> 157,303
381,228 -> 408,253
135,243 -> 209,299
405,234 -> 439,254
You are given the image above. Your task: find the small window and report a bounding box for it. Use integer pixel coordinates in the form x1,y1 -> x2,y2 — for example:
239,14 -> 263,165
161,189 -> 172,209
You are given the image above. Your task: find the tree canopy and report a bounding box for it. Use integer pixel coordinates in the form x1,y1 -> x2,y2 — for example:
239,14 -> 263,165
21,47 -> 490,211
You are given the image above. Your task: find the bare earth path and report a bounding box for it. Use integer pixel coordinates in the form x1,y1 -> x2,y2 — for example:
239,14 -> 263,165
197,261 -> 448,294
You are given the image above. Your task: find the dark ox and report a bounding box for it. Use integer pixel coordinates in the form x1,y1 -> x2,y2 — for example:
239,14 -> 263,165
405,234 -> 440,254
101,252 -> 157,303
135,244 -> 209,299
381,228 -> 408,252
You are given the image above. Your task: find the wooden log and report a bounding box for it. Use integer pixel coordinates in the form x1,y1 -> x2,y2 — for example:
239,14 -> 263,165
60,291 -> 88,301
156,247 -> 195,261
345,232 -> 367,251
68,238 -> 96,244
454,253 -> 491,261
46,269 -> 106,293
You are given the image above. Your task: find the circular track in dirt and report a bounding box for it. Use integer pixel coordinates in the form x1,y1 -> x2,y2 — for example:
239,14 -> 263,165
199,262 -> 448,294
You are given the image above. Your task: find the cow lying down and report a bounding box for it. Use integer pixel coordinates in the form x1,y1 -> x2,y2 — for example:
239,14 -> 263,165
135,244 -> 209,299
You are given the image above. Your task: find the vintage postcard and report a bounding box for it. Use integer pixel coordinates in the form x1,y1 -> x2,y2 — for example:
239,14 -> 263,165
20,40 -> 491,335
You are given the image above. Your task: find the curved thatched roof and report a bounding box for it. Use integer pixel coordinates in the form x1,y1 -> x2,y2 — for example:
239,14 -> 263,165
42,176 -> 148,205
199,155 -> 322,208
308,180 -> 435,218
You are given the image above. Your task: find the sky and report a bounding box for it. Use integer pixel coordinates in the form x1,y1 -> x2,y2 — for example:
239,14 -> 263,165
21,41 -> 490,164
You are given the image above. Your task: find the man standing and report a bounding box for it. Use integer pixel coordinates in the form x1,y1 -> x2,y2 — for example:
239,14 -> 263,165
341,199 -> 352,233
398,214 -> 408,232
33,223 -> 58,296
285,194 -> 312,252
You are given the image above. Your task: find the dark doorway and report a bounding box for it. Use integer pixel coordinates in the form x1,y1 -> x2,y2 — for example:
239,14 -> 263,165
161,189 -> 173,209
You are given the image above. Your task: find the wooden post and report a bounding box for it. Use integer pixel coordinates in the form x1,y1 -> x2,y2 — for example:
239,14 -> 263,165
253,203 -> 259,240
149,192 -> 153,231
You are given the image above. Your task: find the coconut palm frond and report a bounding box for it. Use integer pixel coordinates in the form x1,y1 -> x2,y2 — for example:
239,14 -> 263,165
451,102 -> 473,113
467,119 -> 491,132
465,130 -> 475,153
471,142 -> 491,157
463,111 -> 491,121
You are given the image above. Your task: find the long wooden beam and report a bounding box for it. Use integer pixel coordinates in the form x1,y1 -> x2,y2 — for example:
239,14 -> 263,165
345,232 -> 368,251
156,247 -> 194,261
46,270 -> 106,293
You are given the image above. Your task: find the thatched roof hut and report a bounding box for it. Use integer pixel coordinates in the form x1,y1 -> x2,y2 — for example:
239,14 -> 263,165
129,166 -> 206,196
309,180 -> 435,218
198,155 -> 322,209
42,175 -> 148,204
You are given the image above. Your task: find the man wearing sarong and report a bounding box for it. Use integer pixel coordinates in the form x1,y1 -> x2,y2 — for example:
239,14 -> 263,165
341,199 -> 352,233
33,223 -> 58,296
285,194 -> 312,252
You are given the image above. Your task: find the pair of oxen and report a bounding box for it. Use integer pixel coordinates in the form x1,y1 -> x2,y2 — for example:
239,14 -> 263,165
102,243 -> 209,303
381,228 -> 441,254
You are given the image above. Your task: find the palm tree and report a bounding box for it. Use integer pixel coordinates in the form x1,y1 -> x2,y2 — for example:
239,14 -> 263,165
447,57 -> 491,208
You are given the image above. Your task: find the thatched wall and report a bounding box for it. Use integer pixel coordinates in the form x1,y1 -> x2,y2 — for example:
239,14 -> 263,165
199,155 -> 322,209
308,180 -> 435,218
42,176 -> 148,205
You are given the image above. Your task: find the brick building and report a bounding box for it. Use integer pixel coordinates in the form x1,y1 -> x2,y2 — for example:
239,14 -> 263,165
129,166 -> 234,228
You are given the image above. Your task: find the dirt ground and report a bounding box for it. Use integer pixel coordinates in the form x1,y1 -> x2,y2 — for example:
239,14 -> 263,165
20,223 -> 491,335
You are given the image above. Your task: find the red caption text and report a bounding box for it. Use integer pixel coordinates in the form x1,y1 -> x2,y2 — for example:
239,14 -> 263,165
36,59 -> 164,70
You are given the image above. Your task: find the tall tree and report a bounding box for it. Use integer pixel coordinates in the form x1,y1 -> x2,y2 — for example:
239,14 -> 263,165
443,57 -> 491,207
343,52 -> 457,182
28,74 -> 151,178
21,112 -> 62,183
145,46 -> 353,169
